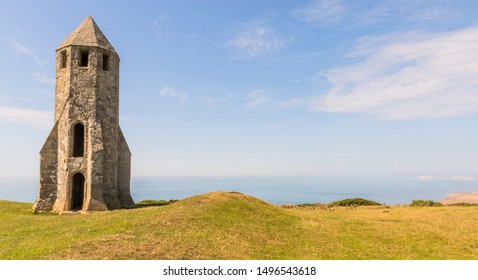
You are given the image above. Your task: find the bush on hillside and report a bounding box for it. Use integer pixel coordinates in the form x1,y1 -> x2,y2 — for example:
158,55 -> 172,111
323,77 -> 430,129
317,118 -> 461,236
447,202 -> 478,207
281,203 -> 329,209
136,199 -> 178,207
409,200 -> 443,207
329,198 -> 381,206
294,203 -> 324,207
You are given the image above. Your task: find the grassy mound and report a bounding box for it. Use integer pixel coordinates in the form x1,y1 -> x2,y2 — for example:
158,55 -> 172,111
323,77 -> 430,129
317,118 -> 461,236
0,192 -> 303,259
1,192 -> 478,260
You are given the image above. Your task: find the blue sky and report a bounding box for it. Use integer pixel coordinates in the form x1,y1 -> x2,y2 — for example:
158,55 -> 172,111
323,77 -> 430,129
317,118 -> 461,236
1,0 -> 478,181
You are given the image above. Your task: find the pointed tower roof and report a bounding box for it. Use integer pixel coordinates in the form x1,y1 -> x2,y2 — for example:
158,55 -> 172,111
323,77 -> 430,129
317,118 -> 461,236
57,16 -> 117,53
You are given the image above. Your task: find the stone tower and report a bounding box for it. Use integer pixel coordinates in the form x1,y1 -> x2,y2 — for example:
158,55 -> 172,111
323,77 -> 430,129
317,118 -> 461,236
33,16 -> 134,213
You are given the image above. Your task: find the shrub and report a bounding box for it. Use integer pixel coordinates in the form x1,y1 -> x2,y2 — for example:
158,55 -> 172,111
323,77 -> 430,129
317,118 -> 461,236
448,202 -> 478,207
295,203 -> 323,207
136,199 -> 178,207
409,200 -> 443,207
329,198 -> 381,206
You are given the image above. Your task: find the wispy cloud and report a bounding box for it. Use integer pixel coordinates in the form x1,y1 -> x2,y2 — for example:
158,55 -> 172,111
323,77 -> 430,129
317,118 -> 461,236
293,0 -> 345,25
225,19 -> 286,59
4,38 -> 46,67
0,105 -> 51,129
29,88 -> 54,96
292,0 -> 462,27
200,94 -> 238,109
264,120 -> 304,129
153,14 -> 171,40
159,86 -> 188,106
0,95 -> 27,102
419,176 -> 478,181
310,27 -> 478,120
277,97 -> 310,108
32,72 -> 55,85
245,89 -> 270,109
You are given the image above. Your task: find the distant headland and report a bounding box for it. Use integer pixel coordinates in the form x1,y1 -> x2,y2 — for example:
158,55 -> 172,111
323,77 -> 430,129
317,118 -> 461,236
442,192 -> 478,205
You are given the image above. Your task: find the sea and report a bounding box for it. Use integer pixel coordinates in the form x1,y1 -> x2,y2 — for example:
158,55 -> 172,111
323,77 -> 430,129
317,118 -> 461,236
1,176 -> 477,205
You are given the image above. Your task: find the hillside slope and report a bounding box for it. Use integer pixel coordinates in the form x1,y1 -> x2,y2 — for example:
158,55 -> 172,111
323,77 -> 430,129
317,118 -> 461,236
0,192 -> 305,259
1,192 -> 478,259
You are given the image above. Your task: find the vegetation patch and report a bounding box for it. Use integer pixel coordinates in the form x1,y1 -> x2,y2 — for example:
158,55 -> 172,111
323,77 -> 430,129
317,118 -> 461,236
329,198 -> 381,206
447,202 -> 478,207
136,199 -> 178,208
281,203 -> 327,209
409,200 -> 443,207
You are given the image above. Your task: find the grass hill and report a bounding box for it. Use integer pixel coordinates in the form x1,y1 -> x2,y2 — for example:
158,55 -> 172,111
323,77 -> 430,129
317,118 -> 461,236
1,191 -> 478,259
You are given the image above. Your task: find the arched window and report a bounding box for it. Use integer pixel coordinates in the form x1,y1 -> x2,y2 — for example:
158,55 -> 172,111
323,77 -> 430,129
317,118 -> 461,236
71,173 -> 85,210
72,123 -> 84,157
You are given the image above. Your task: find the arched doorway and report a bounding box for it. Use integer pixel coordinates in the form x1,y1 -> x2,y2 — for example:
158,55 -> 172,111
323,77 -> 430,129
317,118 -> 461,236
72,173 -> 85,210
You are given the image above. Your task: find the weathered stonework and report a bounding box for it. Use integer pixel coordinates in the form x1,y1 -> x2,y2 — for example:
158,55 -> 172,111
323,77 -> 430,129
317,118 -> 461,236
33,16 -> 134,213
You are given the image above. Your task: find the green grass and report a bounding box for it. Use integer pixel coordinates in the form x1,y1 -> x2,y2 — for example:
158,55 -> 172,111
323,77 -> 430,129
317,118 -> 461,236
1,192 -> 478,260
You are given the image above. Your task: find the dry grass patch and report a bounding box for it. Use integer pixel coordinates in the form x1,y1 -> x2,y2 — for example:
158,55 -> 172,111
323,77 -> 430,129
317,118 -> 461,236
291,206 -> 478,259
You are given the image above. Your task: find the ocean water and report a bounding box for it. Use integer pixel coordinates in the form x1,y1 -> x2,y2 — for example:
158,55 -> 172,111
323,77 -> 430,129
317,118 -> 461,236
1,176 -> 477,205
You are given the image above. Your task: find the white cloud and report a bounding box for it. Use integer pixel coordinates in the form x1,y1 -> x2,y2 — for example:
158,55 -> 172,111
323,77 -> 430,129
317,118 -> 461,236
225,19 -> 286,58
0,105 -> 51,129
159,86 -> 188,105
245,89 -> 270,109
32,72 -> 55,85
4,38 -> 46,67
419,176 -> 478,181
310,27 -> 478,120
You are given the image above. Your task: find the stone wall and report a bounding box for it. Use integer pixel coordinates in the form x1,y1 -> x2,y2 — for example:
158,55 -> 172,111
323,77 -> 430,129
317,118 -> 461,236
33,124 -> 58,212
